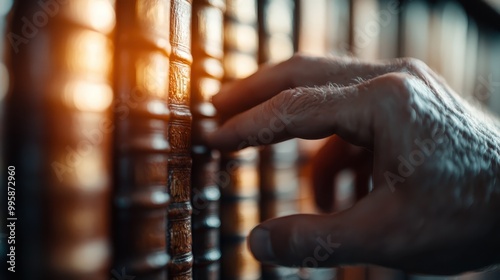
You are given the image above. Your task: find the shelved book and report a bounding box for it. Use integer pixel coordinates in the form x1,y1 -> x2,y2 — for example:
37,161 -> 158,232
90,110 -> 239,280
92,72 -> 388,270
190,0 -> 226,279
220,0 -> 260,279
5,1 -> 116,279
257,0 -> 301,279
167,0 -> 194,278
112,0 -> 171,279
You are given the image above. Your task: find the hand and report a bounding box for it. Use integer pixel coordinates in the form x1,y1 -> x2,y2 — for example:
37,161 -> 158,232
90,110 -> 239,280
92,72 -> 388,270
311,135 -> 372,213
206,54 -> 500,274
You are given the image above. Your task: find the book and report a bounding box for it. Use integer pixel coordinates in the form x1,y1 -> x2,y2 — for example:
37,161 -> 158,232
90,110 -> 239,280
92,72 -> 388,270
112,0 -> 171,279
219,149 -> 260,280
190,0 -> 225,279
220,1 -> 260,278
257,0 -> 301,278
5,0 -> 116,279
167,0 -> 194,278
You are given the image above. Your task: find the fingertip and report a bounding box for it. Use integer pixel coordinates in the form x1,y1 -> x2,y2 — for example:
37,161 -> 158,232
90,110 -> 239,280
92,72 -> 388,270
211,83 -> 233,110
205,128 -> 249,152
248,225 -> 276,265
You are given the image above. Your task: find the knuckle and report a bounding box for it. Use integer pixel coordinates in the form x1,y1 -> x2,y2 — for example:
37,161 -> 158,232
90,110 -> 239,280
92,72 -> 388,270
288,52 -> 309,64
374,72 -> 415,107
398,57 -> 427,72
396,57 -> 431,79
282,53 -> 312,88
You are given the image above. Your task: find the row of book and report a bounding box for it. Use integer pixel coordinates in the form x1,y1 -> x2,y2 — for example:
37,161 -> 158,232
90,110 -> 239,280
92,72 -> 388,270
0,0 -> 313,279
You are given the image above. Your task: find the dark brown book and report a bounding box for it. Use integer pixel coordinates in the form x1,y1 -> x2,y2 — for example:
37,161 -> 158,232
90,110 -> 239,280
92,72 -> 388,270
167,0 -> 194,278
112,1 -> 171,279
5,1 -> 115,279
220,1 -> 260,278
190,0 -> 225,279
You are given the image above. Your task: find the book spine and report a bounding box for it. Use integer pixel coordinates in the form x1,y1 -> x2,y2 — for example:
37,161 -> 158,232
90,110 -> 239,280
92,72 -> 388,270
168,0 -> 194,279
221,0 -> 261,279
113,1 -> 172,279
5,1 -> 116,279
257,1 -> 300,279
190,0 -> 225,279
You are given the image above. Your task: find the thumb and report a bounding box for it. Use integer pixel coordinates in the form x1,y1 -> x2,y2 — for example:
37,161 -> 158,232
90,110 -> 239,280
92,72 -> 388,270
248,189 -> 396,268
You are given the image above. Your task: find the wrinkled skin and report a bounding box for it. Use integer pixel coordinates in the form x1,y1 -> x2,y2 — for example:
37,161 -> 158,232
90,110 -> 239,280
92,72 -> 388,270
206,54 -> 500,275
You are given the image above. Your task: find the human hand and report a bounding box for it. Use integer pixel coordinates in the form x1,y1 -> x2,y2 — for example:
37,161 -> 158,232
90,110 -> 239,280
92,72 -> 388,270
207,54 -> 500,274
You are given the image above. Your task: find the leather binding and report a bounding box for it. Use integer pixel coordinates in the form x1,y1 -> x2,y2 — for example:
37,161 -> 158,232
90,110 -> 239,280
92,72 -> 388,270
220,0 -> 260,279
113,1 -> 171,279
167,0 -> 194,278
190,0 -> 225,279
5,1 -> 115,279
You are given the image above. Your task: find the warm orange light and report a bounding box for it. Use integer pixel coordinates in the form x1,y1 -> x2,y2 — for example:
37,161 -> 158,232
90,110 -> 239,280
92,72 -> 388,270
66,30 -> 112,77
225,23 -> 258,53
199,77 -> 221,100
199,7 -> 224,57
64,81 -> 113,112
137,52 -> 169,99
64,0 -> 116,34
226,0 -> 256,23
223,53 -> 258,79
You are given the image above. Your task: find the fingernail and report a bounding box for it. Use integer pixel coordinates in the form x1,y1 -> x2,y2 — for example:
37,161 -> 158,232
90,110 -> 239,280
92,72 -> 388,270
248,226 -> 275,264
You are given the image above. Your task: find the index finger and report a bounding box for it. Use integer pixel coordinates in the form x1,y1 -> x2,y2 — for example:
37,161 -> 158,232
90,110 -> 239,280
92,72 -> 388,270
207,72 -> 412,152
213,54 -> 390,119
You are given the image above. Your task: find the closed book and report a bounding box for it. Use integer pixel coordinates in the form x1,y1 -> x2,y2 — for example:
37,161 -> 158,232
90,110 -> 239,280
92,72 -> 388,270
167,0 -> 194,278
5,1 -> 115,279
219,0 -> 261,279
257,1 -> 301,278
190,0 -> 225,279
113,0 -> 171,279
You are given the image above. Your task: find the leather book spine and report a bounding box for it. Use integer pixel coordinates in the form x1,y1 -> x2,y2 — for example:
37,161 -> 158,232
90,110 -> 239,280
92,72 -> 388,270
113,0 -> 172,279
220,0 -> 261,278
5,1 -> 116,279
167,0 -> 194,278
190,0 -> 225,279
